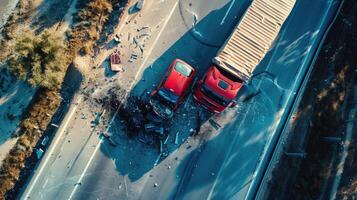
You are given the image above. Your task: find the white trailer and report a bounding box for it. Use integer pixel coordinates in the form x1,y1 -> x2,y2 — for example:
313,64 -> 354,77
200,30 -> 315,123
213,0 -> 296,82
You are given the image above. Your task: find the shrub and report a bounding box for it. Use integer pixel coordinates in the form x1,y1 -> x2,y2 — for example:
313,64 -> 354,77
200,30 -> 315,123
7,29 -> 68,89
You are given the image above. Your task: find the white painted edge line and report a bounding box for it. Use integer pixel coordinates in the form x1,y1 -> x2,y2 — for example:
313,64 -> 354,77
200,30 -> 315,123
67,1 -> 179,199
67,107 -> 119,200
220,0 -> 236,25
133,0 -> 179,82
21,2 -> 132,199
21,96 -> 83,200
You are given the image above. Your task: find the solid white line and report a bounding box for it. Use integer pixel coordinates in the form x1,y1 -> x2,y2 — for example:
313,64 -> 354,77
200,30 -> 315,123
67,1 -> 179,199
220,0 -> 236,25
67,139 -> 102,200
133,0 -> 179,82
67,108 -> 119,200
21,96 -> 82,200
42,178 -> 49,189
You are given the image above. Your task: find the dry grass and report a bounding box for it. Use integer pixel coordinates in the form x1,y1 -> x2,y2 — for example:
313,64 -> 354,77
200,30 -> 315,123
0,89 -> 61,199
0,0 -> 122,198
67,0 -> 114,57
0,0 -> 36,63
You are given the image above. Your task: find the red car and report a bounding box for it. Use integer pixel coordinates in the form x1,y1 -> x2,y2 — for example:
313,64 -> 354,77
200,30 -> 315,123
151,59 -> 196,117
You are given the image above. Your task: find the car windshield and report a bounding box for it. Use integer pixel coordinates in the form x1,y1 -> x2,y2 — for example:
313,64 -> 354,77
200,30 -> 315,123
174,61 -> 192,77
157,88 -> 179,107
201,83 -> 230,106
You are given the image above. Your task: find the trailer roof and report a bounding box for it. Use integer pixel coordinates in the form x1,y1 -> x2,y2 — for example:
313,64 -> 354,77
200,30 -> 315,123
213,0 -> 296,82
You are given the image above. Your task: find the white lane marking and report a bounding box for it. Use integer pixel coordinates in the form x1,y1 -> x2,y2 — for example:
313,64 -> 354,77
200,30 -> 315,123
133,0 -> 179,82
67,108 -> 119,200
22,2 -> 130,199
22,96 -> 83,200
207,5 -> 295,198
220,0 -> 236,25
42,178 -> 49,189
67,1 -> 179,199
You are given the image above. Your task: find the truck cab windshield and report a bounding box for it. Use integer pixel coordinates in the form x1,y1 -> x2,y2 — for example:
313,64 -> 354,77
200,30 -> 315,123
201,83 -> 230,106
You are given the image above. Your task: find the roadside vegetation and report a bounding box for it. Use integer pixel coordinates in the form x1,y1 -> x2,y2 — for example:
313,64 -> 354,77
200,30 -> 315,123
8,29 -> 67,89
0,0 -> 35,62
289,1 -> 357,198
0,89 -> 60,198
260,0 -> 357,199
68,0 -> 113,56
0,0 -> 124,198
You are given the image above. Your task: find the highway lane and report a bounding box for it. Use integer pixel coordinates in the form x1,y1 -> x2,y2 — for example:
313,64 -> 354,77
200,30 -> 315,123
19,0 -> 342,199
172,1 -> 342,199
20,0 -> 250,199
68,0 -> 253,199
67,0 -> 341,200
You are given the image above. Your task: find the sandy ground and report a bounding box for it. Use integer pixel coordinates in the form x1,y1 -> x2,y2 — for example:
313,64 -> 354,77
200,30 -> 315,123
0,0 -> 79,165
0,0 -> 18,28
0,68 -> 36,162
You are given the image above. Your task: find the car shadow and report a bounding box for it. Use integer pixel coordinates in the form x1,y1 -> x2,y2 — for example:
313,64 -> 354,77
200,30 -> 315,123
99,0 -> 253,183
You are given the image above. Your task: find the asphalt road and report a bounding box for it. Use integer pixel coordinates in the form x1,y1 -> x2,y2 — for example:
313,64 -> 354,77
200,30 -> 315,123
0,0 -> 18,28
19,0 -> 341,200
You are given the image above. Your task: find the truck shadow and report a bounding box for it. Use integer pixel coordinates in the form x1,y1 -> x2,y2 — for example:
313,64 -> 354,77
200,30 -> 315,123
97,0 -> 339,198
98,0 -> 253,184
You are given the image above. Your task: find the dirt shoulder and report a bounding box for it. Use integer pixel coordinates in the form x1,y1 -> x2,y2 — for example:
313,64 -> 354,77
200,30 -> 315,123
258,0 -> 357,199
0,0 -> 128,199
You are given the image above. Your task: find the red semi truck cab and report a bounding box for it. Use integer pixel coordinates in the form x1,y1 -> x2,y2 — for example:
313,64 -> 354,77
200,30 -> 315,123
193,0 -> 296,113
193,65 -> 243,113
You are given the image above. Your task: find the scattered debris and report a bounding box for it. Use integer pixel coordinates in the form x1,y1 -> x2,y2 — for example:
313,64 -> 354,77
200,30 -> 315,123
144,123 -> 165,138
40,136 -> 50,147
163,135 -> 170,144
110,51 -> 124,72
209,119 -> 221,130
36,148 -> 44,159
174,132 -> 179,145
74,182 -> 82,186
108,137 -> 118,147
50,123 -> 59,128
101,131 -> 112,138
154,154 -> 161,166
159,140 -> 163,153
81,113 -> 87,119
91,111 -> 105,126
114,34 -> 121,43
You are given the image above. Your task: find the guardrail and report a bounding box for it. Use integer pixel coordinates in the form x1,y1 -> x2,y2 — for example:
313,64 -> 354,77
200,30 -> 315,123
244,0 -> 345,199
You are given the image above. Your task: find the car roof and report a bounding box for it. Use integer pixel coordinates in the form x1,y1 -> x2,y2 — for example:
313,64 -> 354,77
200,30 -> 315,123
163,60 -> 194,97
